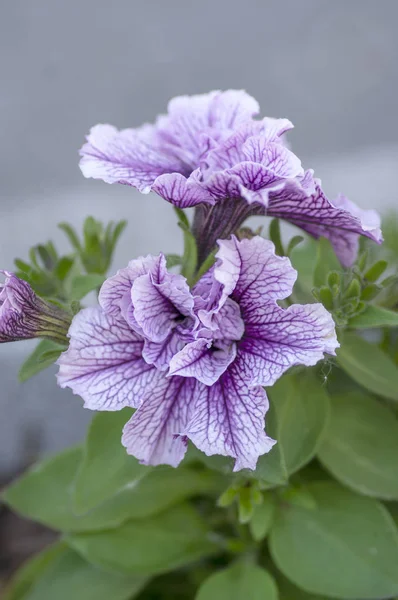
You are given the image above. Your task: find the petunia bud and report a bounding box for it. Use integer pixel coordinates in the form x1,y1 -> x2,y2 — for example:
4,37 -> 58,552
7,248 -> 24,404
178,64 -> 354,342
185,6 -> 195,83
0,271 -> 71,344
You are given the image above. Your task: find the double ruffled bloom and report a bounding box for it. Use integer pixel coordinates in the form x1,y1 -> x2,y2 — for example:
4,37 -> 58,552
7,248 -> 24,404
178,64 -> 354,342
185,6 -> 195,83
0,272 -> 71,344
58,236 -> 338,470
80,89 -> 382,267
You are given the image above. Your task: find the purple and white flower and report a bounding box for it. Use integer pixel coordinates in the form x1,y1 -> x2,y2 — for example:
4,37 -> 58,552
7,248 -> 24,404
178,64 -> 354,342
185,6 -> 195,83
80,89 -> 382,266
0,271 -> 71,343
58,236 -> 338,471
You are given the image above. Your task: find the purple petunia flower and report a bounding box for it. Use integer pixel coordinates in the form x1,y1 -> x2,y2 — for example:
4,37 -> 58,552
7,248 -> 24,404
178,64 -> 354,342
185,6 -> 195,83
0,271 -> 71,343
79,89 -> 382,267
57,236 -> 338,471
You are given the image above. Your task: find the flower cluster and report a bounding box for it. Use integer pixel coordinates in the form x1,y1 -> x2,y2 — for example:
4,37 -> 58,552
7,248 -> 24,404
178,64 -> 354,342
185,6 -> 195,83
80,89 -> 381,267
2,90 -> 383,472
58,236 -> 338,470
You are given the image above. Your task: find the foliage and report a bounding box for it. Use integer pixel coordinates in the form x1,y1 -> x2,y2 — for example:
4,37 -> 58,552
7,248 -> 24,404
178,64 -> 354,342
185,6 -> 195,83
3,212 -> 398,599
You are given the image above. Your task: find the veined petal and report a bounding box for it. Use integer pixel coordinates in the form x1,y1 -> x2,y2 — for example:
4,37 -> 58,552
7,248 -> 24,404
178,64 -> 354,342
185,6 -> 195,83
169,338 -> 236,386
57,307 -> 159,410
239,302 -> 338,387
122,376 -> 197,467
242,138 -> 303,178
99,255 -> 158,317
79,124 -> 186,192
152,171 -> 214,207
142,330 -> 185,371
214,236 -> 297,310
131,255 -> 194,343
186,361 -> 275,471
268,181 -> 383,267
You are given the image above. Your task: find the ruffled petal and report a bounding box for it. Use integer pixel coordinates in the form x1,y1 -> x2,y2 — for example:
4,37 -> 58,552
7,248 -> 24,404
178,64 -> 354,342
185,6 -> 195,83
142,330 -> 185,371
186,360 -> 275,471
79,124 -> 186,192
152,171 -> 214,207
169,338 -> 236,386
214,236 -> 297,311
57,307 -> 158,410
268,181 -> 383,267
99,255 -> 158,317
239,302 -> 338,387
122,376 -> 197,467
131,255 -> 194,343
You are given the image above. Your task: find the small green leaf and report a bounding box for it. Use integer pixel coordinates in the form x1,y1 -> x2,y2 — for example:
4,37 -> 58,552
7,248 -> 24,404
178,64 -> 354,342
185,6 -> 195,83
165,253 -> 182,268
269,218 -> 284,256
313,238 -> 341,287
67,504 -> 216,576
344,278 -> 361,299
5,544 -> 148,600
318,286 -> 334,310
318,392 -> 398,499
249,494 -> 275,541
73,409 -> 147,512
287,235 -> 304,256
195,563 -> 278,600
349,304 -> 398,329
267,371 -> 330,475
59,223 -> 82,252
69,274 -> 105,301
18,339 -> 66,383
336,332 -> 398,401
269,482 -> 398,599
361,283 -> 382,301
364,259 -> 388,282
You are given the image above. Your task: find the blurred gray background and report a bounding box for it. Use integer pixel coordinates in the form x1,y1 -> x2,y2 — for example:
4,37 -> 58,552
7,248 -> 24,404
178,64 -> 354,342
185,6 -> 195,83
1,0 -> 397,475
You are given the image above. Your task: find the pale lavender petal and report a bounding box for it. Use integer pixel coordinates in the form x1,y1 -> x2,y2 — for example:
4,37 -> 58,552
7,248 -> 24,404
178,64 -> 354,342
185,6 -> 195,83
214,236 -> 297,309
122,376 -> 197,467
268,182 -> 383,267
79,124 -> 186,192
199,297 -> 245,341
186,361 -> 275,471
242,138 -> 303,178
57,307 -> 158,410
142,329 -> 185,371
99,255 -> 158,317
239,302 -> 338,387
169,338 -> 236,386
157,90 -> 260,167
152,171 -> 214,208
131,255 -> 194,343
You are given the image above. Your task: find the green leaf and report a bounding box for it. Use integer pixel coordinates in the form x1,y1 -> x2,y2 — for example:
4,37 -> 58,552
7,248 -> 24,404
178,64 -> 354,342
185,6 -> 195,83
248,399 -> 288,486
364,259 -> 388,282
318,391 -> 398,499
269,482 -> 398,599
73,409 -> 147,512
18,339 -> 66,383
165,253 -> 182,268
3,441 -> 220,533
269,218 -> 284,256
67,504 -> 216,576
313,237 -> 341,288
195,563 -> 278,600
58,223 -> 82,252
267,371 -> 330,475
289,238 -> 317,300
5,544 -> 148,600
3,543 -> 65,600
272,569 -> 331,600
69,274 -> 105,301
349,304 -> 398,328
249,494 -> 276,541
336,332 -> 398,401
286,235 -> 304,256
